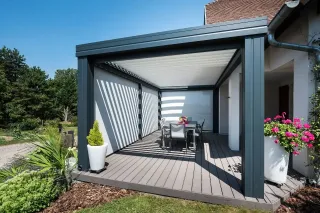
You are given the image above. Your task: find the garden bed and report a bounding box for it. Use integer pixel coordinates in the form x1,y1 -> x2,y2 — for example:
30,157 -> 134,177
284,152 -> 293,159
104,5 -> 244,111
276,186 -> 320,213
41,182 -> 136,213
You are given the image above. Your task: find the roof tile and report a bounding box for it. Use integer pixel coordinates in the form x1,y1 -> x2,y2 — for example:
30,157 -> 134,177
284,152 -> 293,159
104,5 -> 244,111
205,0 -> 286,24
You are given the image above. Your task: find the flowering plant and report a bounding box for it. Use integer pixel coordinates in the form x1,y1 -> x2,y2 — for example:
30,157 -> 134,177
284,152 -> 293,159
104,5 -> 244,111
264,112 -> 314,155
178,116 -> 188,124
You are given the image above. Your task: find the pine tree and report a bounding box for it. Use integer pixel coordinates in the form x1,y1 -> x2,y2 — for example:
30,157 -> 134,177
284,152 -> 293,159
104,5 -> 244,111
86,121 -> 104,146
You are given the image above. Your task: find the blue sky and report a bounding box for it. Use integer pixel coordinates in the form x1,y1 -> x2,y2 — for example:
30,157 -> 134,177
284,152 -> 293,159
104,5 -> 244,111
0,0 -> 210,78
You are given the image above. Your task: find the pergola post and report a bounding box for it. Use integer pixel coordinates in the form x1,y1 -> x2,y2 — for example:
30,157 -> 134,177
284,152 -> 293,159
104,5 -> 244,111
138,83 -> 143,139
241,35 -> 265,198
158,91 -> 162,130
77,57 -> 94,171
213,88 -> 219,133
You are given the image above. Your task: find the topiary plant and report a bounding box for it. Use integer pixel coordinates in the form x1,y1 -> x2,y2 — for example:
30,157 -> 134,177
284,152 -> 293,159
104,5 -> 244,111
86,120 -> 103,146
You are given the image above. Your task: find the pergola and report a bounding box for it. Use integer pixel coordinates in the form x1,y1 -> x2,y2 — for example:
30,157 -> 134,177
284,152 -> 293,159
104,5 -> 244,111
76,17 -> 267,198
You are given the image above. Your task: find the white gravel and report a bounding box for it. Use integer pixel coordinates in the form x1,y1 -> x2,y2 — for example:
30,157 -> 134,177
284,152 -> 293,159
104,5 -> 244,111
0,143 -> 35,168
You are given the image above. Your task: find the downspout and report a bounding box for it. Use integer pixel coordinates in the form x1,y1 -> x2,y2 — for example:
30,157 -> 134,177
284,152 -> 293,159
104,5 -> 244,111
268,1 -> 320,62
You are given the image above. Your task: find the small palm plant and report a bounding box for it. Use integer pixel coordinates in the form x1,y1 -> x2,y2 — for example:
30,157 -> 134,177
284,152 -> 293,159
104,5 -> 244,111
87,120 -> 103,146
27,126 -> 77,190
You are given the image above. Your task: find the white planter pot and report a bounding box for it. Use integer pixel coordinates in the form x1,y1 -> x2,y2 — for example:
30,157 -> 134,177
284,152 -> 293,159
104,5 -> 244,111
264,136 -> 289,185
87,143 -> 108,171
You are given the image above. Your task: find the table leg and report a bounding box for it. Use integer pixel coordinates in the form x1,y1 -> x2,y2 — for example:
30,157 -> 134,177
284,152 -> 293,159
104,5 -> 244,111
193,129 -> 196,150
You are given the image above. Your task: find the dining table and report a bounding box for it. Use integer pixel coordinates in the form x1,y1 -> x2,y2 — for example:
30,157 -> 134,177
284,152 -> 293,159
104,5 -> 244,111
163,120 -> 198,150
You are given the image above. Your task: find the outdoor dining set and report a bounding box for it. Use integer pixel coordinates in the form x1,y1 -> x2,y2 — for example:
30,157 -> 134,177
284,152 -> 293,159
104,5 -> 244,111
159,116 -> 205,152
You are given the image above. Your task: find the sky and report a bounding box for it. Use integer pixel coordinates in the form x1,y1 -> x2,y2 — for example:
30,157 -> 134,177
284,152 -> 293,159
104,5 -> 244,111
0,0 -> 210,78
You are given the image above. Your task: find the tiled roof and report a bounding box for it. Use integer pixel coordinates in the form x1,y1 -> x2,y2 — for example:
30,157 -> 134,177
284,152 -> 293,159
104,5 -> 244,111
205,0 -> 286,24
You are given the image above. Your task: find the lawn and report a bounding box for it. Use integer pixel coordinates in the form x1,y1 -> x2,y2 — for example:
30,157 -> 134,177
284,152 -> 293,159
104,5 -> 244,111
0,129 -> 32,146
77,194 -> 267,213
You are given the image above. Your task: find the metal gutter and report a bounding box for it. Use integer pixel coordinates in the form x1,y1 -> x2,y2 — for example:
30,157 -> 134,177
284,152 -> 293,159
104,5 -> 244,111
268,1 -> 320,62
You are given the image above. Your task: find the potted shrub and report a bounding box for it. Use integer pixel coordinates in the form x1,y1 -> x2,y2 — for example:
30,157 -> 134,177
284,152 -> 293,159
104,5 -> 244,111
87,120 -> 108,172
264,112 -> 314,185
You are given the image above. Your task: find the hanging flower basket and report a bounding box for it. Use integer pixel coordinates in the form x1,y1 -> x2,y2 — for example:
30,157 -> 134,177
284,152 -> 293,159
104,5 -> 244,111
264,112 -> 314,184
178,116 -> 189,125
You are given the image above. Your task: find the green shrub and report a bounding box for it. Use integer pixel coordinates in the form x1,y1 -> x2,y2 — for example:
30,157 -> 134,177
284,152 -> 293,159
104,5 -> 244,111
0,171 -> 62,213
86,120 -> 103,146
45,119 -> 61,128
19,118 -> 40,130
71,116 -> 78,126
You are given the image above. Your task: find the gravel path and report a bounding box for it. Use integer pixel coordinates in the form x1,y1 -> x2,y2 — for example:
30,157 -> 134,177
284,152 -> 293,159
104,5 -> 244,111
0,143 -> 35,168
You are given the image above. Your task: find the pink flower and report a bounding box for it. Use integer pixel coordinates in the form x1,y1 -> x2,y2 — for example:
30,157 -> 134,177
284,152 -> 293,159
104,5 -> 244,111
274,139 -> 279,144
304,131 -> 312,137
285,132 -> 294,138
304,123 -> 311,129
282,119 -> 292,124
309,136 -> 315,141
301,136 -> 310,143
264,118 -> 271,123
294,123 -> 302,129
290,142 -> 298,147
293,118 -> 301,123
307,143 -> 314,148
274,115 -> 282,120
272,127 -> 279,133
293,133 -> 298,137
293,151 -> 300,156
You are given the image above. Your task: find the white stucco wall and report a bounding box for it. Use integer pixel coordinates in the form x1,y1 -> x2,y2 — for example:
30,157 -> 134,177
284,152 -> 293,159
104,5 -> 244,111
161,91 -> 213,130
142,86 -> 159,137
219,83 -> 228,134
94,68 -> 139,156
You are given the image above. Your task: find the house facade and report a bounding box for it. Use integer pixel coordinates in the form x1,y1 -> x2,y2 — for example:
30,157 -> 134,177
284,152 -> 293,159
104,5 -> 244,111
205,0 -> 320,177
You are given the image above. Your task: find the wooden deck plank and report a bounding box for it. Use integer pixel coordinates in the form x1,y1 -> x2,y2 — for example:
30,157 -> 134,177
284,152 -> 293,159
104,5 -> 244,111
116,155 -> 148,181
103,154 -> 133,176
105,155 -> 140,179
147,156 -> 171,186
123,157 -> 153,182
155,156 -> 177,187
204,142 -> 223,196
201,143 -> 212,195
172,152 -> 190,190
139,157 -> 166,185
182,157 -> 195,192
192,147 -> 202,194
211,137 -> 242,199
164,154 -> 185,189
131,157 -> 159,184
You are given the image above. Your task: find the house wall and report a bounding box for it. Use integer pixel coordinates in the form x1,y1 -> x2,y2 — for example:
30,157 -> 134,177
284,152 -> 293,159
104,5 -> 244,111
161,91 -> 213,130
219,83 -> 228,134
94,67 -> 140,156
142,86 -> 159,137
264,1 -> 319,177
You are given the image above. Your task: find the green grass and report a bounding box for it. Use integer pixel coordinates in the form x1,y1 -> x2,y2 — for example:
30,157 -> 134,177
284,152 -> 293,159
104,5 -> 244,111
0,129 -> 33,146
77,194 -> 267,213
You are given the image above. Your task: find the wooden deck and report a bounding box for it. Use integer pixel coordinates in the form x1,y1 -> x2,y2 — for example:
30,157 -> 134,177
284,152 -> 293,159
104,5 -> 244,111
72,131 -> 304,212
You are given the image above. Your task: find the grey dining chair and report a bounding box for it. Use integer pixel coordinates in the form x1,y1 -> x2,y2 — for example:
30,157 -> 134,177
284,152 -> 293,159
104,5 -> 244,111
195,119 -> 205,146
170,123 -> 187,152
160,118 -> 170,148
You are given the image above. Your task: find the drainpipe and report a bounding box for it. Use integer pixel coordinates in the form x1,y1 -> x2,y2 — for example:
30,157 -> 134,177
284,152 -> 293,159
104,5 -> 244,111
268,1 -> 320,62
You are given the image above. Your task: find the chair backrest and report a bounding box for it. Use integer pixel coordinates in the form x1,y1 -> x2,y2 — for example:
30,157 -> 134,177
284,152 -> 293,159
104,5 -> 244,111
170,124 -> 185,139
201,119 -> 205,129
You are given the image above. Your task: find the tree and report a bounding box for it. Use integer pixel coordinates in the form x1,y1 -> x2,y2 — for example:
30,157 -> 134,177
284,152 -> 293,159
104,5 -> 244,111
53,69 -> 77,121
0,46 -> 28,125
7,66 -> 55,124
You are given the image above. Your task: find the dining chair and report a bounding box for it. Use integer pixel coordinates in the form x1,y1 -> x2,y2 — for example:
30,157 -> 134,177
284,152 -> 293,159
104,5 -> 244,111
170,123 -> 187,152
160,118 -> 170,148
195,119 -> 205,146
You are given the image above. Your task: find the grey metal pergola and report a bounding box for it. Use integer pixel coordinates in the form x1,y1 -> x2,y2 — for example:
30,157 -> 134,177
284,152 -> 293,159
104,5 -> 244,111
76,17 -> 267,198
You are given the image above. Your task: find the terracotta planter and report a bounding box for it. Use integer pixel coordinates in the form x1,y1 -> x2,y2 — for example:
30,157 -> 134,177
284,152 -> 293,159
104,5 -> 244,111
87,144 -> 108,171
264,136 -> 289,185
